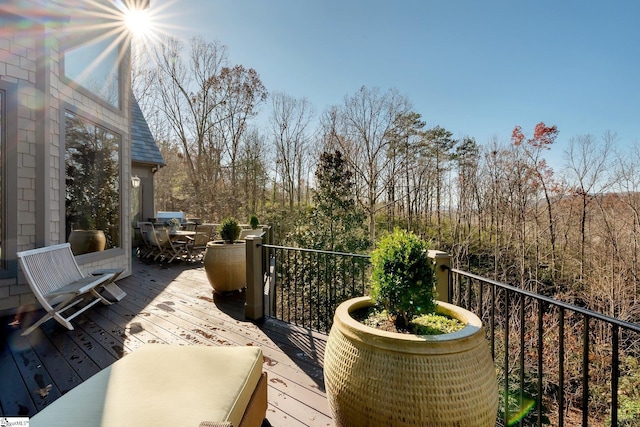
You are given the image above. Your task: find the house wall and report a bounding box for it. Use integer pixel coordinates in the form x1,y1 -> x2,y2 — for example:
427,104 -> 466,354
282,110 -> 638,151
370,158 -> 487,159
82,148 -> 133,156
0,5 -> 133,316
132,164 -> 157,224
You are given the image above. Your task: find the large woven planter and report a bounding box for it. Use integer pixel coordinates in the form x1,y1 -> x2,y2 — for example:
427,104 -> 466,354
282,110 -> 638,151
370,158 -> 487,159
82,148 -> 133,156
203,241 -> 246,292
324,296 -> 498,427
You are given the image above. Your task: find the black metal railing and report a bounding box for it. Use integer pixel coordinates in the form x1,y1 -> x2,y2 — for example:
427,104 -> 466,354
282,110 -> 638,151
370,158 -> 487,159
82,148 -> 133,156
259,245 -> 640,426
449,267 -> 640,427
261,244 -> 370,333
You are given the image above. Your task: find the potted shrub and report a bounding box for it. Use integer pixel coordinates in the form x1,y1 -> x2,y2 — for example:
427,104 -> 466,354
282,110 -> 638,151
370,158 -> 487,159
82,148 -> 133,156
240,214 -> 261,239
249,214 -> 259,230
203,217 -> 246,292
323,229 -> 499,426
166,218 -> 181,232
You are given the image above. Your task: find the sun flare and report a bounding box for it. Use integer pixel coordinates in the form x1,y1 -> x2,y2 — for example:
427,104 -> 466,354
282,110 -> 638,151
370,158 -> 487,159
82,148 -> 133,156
125,8 -> 152,37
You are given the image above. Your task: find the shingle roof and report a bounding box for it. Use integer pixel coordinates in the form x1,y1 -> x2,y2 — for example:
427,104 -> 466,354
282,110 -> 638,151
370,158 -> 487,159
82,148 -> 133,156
131,96 -> 164,166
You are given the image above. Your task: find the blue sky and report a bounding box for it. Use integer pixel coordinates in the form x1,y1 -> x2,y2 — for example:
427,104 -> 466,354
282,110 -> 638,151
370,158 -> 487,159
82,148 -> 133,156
151,0 -> 640,169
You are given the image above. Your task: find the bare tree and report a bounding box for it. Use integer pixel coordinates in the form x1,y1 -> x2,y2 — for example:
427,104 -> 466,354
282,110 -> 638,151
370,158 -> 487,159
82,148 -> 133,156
512,122 -> 561,284
213,65 -> 267,213
333,86 -> 411,242
269,92 -> 314,210
453,137 -> 481,260
563,132 -> 614,283
153,36 -> 228,217
384,111 -> 425,231
423,126 -> 457,244
238,128 -> 269,215
151,36 -> 266,218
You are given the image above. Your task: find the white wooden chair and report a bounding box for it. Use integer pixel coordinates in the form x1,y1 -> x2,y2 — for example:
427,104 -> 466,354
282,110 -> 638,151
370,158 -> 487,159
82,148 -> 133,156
16,243 -> 122,336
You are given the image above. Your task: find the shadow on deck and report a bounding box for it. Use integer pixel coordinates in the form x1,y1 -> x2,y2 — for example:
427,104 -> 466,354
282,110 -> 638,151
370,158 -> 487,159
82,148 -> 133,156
0,256 -> 333,426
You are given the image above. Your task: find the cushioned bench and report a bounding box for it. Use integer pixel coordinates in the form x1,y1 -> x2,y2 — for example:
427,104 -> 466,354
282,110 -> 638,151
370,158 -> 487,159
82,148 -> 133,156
31,345 -> 267,427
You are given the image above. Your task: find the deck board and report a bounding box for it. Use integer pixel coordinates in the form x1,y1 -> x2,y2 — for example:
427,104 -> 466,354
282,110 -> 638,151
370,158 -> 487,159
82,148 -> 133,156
1,257 -> 333,426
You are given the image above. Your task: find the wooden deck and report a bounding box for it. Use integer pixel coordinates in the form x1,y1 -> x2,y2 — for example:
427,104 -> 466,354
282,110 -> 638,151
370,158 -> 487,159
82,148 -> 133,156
0,256 -> 333,426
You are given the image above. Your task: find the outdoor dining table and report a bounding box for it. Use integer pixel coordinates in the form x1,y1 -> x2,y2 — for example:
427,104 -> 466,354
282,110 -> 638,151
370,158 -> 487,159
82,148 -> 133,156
168,230 -> 196,240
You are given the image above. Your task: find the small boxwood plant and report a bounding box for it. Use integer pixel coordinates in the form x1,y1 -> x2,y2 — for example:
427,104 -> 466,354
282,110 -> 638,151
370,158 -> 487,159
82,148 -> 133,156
218,217 -> 241,244
370,228 -> 437,328
249,214 -> 259,230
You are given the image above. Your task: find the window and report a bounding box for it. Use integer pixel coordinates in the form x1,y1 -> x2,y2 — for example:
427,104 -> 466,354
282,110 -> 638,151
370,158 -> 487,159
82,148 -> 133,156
65,111 -> 121,252
63,34 -> 121,108
0,90 -> 4,269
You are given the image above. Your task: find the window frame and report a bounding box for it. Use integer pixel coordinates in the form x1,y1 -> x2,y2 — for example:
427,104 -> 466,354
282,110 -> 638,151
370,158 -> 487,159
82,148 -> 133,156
0,80 -> 18,278
60,31 -> 125,114
61,104 -> 125,259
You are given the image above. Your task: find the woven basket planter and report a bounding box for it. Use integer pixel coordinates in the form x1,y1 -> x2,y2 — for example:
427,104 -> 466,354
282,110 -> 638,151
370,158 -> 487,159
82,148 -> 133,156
203,241 -> 246,292
324,296 -> 498,427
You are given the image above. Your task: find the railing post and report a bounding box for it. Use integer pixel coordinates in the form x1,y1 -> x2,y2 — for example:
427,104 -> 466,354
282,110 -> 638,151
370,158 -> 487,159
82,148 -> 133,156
245,235 -> 263,320
428,250 -> 451,303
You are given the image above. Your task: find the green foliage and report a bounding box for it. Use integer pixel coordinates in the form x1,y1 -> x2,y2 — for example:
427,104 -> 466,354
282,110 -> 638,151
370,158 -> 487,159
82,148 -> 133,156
218,217 -> 241,243
411,313 -> 465,335
289,150 -> 369,253
608,356 -> 640,426
360,307 -> 464,335
249,214 -> 259,229
370,229 -> 436,327
65,112 -> 120,248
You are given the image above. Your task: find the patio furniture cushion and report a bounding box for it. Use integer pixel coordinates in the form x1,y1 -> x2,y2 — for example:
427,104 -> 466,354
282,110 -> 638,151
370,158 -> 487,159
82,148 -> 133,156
31,344 -> 265,427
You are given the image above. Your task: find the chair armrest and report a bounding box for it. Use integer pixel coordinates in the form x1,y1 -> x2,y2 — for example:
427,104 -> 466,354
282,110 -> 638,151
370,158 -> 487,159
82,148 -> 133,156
47,273 -> 115,297
92,268 -> 124,281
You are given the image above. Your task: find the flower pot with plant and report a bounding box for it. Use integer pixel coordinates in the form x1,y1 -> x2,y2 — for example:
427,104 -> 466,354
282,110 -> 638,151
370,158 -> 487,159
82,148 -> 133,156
166,218 -> 181,232
203,217 -> 246,292
323,229 -> 499,426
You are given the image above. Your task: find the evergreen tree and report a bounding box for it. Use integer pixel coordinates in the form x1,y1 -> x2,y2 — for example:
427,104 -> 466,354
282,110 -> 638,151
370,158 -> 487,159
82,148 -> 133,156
291,150 -> 369,253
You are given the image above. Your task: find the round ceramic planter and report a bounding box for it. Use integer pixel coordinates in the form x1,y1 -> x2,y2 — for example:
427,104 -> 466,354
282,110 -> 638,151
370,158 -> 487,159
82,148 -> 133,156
68,230 -> 106,255
203,241 -> 246,292
324,296 -> 499,427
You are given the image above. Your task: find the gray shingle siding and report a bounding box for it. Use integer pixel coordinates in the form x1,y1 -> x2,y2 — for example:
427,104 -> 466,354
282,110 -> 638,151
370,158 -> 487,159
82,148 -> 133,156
131,96 -> 164,166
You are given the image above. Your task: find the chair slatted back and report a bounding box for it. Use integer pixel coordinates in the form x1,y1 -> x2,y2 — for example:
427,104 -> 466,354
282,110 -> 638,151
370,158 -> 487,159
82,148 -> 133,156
17,243 -> 84,299
154,228 -> 171,248
194,224 -> 215,246
140,222 -> 160,247
138,222 -> 153,246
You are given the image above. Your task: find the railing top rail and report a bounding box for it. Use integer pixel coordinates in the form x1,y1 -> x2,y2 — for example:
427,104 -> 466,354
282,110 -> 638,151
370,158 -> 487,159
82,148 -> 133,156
259,243 -> 371,259
450,266 -> 640,333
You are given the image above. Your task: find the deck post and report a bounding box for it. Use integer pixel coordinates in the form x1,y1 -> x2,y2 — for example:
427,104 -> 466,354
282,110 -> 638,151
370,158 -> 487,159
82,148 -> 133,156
245,234 -> 264,320
428,250 -> 451,303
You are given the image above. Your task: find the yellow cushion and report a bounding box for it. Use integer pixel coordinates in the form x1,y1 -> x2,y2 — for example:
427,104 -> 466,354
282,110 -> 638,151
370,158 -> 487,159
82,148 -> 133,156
31,344 -> 264,427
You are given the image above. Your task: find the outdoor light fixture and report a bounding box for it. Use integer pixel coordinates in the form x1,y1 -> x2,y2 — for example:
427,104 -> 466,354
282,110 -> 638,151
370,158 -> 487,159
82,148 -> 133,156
131,175 -> 141,188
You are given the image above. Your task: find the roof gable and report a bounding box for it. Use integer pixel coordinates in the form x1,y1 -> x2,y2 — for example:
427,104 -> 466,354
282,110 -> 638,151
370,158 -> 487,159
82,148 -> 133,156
131,96 -> 164,166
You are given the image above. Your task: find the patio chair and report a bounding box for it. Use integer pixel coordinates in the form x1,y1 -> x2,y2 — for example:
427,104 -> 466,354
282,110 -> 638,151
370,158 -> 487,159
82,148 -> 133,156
183,222 -> 197,231
141,222 -> 167,260
155,228 -> 189,263
187,223 -> 216,261
16,243 -> 122,336
136,221 -> 154,258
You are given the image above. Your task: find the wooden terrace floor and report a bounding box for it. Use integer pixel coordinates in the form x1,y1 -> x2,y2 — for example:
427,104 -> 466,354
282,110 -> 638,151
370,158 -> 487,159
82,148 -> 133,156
0,256 -> 333,426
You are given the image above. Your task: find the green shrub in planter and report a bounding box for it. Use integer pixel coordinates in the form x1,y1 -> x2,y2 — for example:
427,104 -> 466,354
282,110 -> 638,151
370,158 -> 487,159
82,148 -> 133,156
369,228 -> 437,328
249,214 -> 259,230
218,217 -> 241,243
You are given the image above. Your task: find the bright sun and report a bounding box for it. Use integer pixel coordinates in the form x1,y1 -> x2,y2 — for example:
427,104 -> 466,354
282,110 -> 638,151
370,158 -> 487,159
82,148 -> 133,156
125,9 -> 152,37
